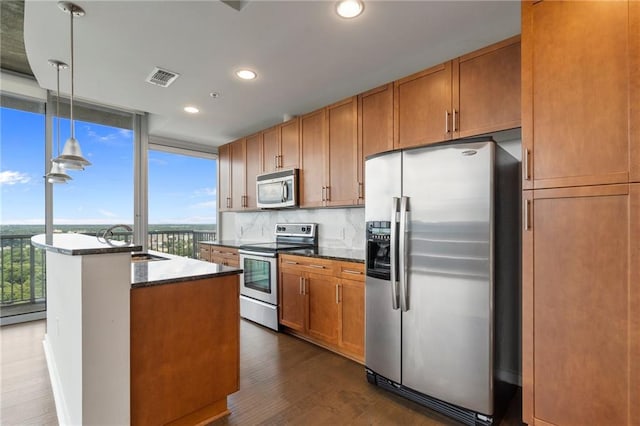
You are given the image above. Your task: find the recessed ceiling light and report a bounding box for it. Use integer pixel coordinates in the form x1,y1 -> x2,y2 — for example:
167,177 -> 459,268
209,92 -> 221,99
184,106 -> 199,114
236,69 -> 257,80
336,0 -> 364,18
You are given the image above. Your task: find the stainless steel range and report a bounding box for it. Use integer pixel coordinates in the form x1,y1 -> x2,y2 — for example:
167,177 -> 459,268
238,223 -> 318,330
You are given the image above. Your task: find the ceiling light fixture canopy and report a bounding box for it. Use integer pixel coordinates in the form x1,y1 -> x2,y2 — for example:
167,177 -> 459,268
46,60 -> 72,184
336,0 -> 364,18
236,69 -> 257,80
52,1 -> 91,171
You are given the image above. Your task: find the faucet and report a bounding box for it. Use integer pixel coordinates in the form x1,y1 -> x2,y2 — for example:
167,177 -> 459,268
100,224 -> 133,246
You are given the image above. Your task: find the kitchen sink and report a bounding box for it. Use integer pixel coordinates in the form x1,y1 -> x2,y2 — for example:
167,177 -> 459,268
131,252 -> 169,263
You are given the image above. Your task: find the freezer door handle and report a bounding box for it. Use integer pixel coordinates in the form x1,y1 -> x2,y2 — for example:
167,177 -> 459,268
399,196 -> 409,312
390,197 -> 400,310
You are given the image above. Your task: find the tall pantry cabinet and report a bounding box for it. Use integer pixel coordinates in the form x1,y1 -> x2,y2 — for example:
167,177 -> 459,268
521,2 -> 639,425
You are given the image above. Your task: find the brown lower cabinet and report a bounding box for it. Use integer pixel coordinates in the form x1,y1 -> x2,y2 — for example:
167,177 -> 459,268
130,275 -> 240,425
199,243 -> 239,267
279,254 -> 365,363
522,184 -> 639,425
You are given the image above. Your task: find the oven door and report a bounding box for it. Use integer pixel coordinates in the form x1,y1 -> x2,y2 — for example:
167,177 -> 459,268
239,251 -> 278,306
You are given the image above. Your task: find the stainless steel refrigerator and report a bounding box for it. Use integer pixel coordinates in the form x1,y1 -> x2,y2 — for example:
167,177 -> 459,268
364,138 -> 519,426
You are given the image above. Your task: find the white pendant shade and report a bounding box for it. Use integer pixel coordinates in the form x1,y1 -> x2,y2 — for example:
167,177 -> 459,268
53,136 -> 91,170
46,161 -> 72,183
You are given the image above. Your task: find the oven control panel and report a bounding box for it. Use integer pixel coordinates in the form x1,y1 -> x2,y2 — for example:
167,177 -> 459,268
274,223 -> 317,238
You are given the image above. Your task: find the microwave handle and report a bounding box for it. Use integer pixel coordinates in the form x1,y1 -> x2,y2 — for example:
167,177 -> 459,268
281,181 -> 288,202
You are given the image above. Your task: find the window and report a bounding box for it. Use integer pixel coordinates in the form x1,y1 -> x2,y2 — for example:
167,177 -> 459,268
147,148 -> 217,257
1,98 -> 46,319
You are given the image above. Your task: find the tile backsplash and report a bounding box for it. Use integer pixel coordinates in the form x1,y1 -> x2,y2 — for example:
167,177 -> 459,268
221,207 -> 365,249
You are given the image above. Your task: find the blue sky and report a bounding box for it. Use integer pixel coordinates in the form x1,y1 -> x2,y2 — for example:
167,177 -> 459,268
1,107 -> 217,225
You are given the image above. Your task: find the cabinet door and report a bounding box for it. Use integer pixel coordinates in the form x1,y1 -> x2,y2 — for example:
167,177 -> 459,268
522,184 -> 638,425
280,118 -> 300,170
631,0 -> 640,183
395,61 -> 453,149
218,144 -> 231,212
279,269 -> 305,331
262,126 -> 279,173
359,84 -> 394,205
522,1 -> 630,189
300,109 -> 326,208
338,278 -> 364,360
245,133 -> 261,209
306,273 -> 339,345
326,97 -> 358,207
230,139 -> 246,210
456,36 -> 521,138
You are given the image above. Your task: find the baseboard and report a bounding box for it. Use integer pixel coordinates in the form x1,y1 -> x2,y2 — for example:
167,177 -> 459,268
1,311 -> 46,326
43,335 -> 70,426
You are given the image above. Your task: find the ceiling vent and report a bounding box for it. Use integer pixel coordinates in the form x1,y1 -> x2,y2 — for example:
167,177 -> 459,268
146,67 -> 180,88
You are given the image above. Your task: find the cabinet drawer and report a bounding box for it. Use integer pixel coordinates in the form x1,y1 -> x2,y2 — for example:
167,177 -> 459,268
211,247 -> 238,258
198,244 -> 211,261
335,261 -> 365,281
210,254 -> 239,268
279,255 -> 334,276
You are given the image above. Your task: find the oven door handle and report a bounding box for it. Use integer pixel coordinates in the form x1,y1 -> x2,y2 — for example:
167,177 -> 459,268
238,249 -> 278,258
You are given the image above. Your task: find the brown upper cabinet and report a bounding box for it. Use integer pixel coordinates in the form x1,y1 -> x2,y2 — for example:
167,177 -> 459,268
218,143 -> 231,212
230,138 -> 246,210
300,98 -> 359,208
456,35 -> 521,138
261,118 -> 300,174
300,108 -> 326,208
217,136 -> 260,211
244,133 -> 261,209
326,97 -> 359,207
358,83 -> 394,205
395,61 -> 453,149
395,35 -> 521,150
522,1 -> 636,189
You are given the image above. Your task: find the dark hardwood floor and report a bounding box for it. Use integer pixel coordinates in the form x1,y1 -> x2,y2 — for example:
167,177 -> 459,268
0,319 -> 522,426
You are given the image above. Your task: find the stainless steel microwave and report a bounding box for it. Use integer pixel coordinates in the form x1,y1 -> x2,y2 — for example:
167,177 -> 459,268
256,169 -> 298,209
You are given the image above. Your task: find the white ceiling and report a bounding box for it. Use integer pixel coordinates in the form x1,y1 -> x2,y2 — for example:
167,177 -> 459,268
23,0 -> 520,148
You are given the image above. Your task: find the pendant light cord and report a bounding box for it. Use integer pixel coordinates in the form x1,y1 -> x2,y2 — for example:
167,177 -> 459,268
56,65 -> 61,156
69,9 -> 74,140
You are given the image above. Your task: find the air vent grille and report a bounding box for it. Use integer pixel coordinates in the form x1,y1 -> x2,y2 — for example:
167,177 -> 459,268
146,67 -> 180,87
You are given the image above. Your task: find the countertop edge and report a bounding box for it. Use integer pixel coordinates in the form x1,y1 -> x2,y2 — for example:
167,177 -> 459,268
131,268 -> 242,289
31,234 -> 142,256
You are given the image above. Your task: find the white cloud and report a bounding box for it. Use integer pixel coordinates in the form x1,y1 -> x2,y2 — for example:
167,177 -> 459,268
193,187 -> 216,197
99,209 -> 118,218
0,171 -> 31,185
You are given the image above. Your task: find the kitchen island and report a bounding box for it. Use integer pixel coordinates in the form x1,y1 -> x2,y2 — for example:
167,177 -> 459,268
32,233 -> 242,426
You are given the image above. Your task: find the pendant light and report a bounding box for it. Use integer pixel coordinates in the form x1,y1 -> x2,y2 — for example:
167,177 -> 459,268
52,2 -> 91,171
45,60 -> 72,184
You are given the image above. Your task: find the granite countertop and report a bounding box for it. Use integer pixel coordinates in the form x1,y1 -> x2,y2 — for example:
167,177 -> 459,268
199,240 -> 249,249
131,251 -> 242,288
31,233 -> 142,256
286,247 -> 365,263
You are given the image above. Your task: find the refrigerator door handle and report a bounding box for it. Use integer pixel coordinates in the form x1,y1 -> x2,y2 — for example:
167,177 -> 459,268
390,197 -> 400,310
399,196 -> 409,312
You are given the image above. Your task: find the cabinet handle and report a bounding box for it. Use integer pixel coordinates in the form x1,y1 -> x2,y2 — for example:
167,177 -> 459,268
226,197 -> 231,208
302,277 -> 306,295
274,155 -> 278,170
284,260 -> 298,265
309,264 -> 325,269
343,269 -> 362,275
524,199 -> 531,231
322,186 -> 326,202
524,149 -> 531,181
336,284 -> 340,304
453,109 -> 458,132
358,182 -> 364,199
326,186 -> 331,202
278,155 -> 282,168
299,276 -> 303,295
445,110 -> 450,134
